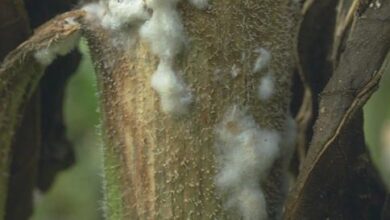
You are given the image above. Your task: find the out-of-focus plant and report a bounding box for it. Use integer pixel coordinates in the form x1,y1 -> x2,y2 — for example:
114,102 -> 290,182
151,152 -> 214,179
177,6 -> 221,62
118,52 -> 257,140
364,67 -> 390,189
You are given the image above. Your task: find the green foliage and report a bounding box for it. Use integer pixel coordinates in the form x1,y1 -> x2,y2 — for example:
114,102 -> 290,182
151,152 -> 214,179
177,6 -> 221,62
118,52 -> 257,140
364,67 -> 390,185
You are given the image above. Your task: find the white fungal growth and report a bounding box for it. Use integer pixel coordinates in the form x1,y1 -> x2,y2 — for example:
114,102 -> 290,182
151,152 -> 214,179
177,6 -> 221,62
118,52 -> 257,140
34,30 -> 81,66
231,64 -> 240,79
236,187 -> 267,220
151,61 -> 192,114
187,0 -> 209,9
82,2 -> 106,21
83,1 -> 150,48
102,0 -> 150,30
254,48 -> 275,101
253,48 -> 271,73
140,0 -> 193,114
214,105 -> 281,220
81,0 -> 209,114
140,0 -> 185,60
258,74 -> 275,100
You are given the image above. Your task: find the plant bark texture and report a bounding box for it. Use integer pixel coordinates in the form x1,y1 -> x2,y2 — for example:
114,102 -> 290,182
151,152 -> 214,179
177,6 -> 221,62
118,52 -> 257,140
82,1 -> 298,219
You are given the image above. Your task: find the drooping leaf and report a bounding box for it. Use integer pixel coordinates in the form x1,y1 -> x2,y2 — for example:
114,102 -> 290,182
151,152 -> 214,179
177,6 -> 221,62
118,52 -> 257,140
0,10 -> 84,218
285,1 -> 390,219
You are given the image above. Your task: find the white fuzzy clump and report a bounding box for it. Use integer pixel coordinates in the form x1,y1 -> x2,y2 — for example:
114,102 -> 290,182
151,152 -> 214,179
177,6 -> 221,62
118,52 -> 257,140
253,48 -> 271,73
235,187 -> 267,220
214,105 -> 281,220
34,31 -> 81,66
140,0 -> 193,114
83,1 -> 150,48
102,0 -> 150,30
82,0 -> 211,114
82,2 -> 106,21
231,64 -> 240,79
140,0 -> 185,60
258,74 -> 275,100
151,61 -> 192,114
188,0 -> 209,9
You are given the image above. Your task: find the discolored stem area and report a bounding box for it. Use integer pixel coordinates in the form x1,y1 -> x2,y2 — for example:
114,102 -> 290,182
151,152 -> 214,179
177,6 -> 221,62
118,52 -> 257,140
83,1 -> 298,219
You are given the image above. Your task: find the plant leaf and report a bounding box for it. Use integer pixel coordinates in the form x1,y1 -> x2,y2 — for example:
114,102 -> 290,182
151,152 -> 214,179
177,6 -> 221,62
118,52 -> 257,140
285,1 -> 390,219
0,10 -> 84,218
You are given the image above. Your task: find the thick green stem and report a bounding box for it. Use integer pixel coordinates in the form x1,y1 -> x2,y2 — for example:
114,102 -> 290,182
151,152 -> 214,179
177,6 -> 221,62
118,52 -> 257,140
83,1 -> 298,219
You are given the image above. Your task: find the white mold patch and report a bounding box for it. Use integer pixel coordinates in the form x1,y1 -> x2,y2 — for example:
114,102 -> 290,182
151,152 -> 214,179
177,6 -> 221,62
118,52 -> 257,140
253,47 -> 275,101
102,0 -> 150,30
235,187 -> 267,220
83,1 -> 150,48
140,0 -> 185,60
82,2 -> 106,21
214,105 -> 281,220
258,74 -> 275,100
151,61 -> 192,114
81,0 -> 209,114
188,0 -> 209,9
34,31 -> 81,66
253,48 -> 271,73
231,64 -> 240,79
140,0 -> 193,115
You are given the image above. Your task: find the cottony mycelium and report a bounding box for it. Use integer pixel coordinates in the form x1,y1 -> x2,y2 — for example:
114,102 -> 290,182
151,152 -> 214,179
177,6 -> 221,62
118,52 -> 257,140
83,0 -> 193,115
214,105 -> 282,220
34,17 -> 81,66
140,0 -> 193,115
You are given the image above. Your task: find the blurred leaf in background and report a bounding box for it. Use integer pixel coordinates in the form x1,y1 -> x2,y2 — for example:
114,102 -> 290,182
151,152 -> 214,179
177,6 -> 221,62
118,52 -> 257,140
31,40 -> 103,220
364,61 -> 390,189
